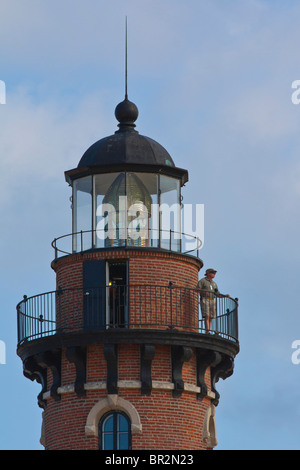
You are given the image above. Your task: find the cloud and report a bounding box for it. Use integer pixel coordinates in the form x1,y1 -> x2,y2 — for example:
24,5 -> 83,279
0,86 -> 118,205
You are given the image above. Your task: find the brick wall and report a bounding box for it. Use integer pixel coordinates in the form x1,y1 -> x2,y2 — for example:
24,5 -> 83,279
43,342 -> 213,450
42,250 -> 212,450
44,389 -> 211,450
52,249 -> 202,331
52,249 -> 202,290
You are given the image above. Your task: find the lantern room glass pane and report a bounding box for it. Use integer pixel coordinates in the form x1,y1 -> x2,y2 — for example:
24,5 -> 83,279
73,176 -> 92,252
94,173 -> 126,248
159,175 -> 181,252
126,172 -> 158,248
94,172 -> 159,248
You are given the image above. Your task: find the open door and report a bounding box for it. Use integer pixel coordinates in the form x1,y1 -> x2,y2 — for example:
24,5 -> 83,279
108,262 -> 128,328
83,260 -> 129,329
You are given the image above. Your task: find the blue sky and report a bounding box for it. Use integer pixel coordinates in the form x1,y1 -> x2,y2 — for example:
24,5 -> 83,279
1,0 -> 300,450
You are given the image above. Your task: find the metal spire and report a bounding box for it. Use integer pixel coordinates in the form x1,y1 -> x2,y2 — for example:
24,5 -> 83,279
114,16 -> 139,132
125,16 -> 128,100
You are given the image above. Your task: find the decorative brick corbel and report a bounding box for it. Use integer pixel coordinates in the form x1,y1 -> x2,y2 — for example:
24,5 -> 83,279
104,344 -> 118,395
140,344 -> 155,395
65,346 -> 87,398
171,346 -> 193,397
196,350 -> 221,401
36,350 -> 62,402
23,356 -> 48,409
210,354 -> 234,406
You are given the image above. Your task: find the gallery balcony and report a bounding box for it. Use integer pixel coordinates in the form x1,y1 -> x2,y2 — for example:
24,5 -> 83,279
17,284 -> 238,355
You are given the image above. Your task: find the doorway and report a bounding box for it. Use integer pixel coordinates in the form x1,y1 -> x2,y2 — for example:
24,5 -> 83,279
83,259 -> 128,329
107,261 -> 128,327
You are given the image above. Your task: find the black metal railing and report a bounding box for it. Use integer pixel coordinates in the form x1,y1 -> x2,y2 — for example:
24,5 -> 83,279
51,228 -> 202,259
17,285 -> 238,346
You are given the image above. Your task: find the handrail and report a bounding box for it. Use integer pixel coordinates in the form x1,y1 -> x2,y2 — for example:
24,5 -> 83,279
51,228 -> 202,259
17,285 -> 238,346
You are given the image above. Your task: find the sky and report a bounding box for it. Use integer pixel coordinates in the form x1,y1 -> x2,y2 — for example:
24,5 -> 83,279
1,0 -> 300,450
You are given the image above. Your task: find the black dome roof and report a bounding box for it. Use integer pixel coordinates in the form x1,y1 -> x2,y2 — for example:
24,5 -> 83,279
65,97 -> 188,186
78,131 -> 175,168
77,97 -> 175,169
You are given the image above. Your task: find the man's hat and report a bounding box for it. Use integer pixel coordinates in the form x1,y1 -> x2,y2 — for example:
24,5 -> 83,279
205,268 -> 217,274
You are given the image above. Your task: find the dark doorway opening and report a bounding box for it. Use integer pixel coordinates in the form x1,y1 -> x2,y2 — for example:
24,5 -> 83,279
108,262 -> 128,327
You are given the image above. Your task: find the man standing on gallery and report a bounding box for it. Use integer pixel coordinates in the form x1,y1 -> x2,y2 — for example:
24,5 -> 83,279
197,269 -> 230,332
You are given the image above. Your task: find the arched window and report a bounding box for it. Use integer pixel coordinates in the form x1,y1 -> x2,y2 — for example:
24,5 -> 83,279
99,411 -> 131,450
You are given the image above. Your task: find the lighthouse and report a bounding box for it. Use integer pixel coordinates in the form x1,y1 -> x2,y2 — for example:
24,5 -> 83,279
16,94 -> 239,450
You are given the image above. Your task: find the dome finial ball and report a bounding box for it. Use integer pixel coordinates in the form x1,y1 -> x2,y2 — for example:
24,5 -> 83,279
115,97 -> 139,126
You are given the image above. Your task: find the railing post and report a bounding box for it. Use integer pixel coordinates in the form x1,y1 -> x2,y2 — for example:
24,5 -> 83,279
22,295 -> 27,343
23,296 -> 27,341
112,284 -> 116,327
126,284 -> 129,328
57,286 -> 62,320
17,300 -> 25,345
54,238 -> 58,259
16,305 -> 20,344
234,298 -> 239,341
169,282 -> 173,328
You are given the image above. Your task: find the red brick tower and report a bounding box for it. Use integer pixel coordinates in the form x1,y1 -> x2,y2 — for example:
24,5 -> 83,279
17,95 -> 239,450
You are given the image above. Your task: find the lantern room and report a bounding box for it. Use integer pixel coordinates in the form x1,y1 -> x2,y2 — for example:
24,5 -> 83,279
64,97 -> 190,255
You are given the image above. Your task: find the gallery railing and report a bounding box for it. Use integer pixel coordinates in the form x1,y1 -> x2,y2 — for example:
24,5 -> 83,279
51,228 -> 203,259
17,284 -> 238,346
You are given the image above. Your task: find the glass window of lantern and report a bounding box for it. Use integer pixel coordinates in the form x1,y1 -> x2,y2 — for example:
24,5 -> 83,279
159,175 -> 181,252
126,173 -> 159,248
72,176 -> 92,252
94,173 -> 126,248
